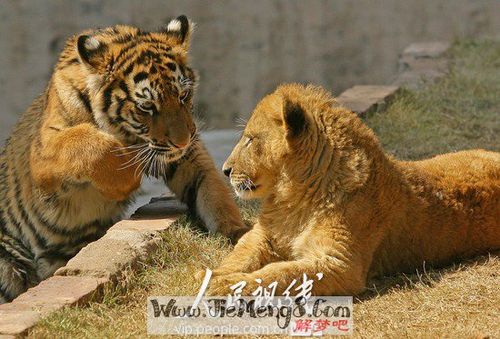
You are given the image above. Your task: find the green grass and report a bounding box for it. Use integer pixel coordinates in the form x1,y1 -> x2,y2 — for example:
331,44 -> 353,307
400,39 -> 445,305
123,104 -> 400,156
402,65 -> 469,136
29,40 -> 500,338
366,40 -> 499,160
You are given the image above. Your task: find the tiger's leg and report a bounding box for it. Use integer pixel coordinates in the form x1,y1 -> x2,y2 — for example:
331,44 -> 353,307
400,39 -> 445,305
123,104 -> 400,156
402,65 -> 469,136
30,123 -> 141,201
0,242 -> 38,303
164,140 -> 249,242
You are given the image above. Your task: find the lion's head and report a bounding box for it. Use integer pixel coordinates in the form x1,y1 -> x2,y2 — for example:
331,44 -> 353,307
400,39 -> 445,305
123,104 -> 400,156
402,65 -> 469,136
223,83 -> 372,200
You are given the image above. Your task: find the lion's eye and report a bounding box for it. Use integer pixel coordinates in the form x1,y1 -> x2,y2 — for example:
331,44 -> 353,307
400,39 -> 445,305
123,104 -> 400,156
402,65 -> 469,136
179,90 -> 191,104
244,136 -> 253,147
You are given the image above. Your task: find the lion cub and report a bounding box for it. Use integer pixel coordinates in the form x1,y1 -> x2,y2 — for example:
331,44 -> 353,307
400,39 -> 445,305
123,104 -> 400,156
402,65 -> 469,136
208,83 -> 500,296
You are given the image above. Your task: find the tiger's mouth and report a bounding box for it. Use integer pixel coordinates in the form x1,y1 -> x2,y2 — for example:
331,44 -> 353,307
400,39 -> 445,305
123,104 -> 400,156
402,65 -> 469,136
124,143 -> 189,179
148,143 -> 171,152
148,141 -> 190,160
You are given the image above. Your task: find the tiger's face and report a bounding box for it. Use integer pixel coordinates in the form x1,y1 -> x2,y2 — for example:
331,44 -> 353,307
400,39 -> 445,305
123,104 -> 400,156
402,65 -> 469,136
68,17 -> 197,170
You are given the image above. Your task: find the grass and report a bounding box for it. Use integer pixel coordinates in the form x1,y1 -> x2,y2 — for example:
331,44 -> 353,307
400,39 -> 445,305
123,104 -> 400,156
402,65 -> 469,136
366,40 -> 499,160
29,40 -> 500,338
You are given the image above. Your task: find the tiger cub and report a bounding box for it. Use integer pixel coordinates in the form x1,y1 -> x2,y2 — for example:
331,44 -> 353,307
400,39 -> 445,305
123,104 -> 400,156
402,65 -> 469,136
0,16 -> 247,303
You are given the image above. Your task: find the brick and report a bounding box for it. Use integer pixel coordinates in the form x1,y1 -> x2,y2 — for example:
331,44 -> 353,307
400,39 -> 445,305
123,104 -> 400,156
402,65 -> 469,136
54,233 -> 160,278
337,85 -> 400,116
109,218 -> 178,233
13,276 -> 108,308
0,276 -> 107,335
131,196 -> 187,219
0,306 -> 39,336
54,196 -> 186,279
1,196 -> 184,334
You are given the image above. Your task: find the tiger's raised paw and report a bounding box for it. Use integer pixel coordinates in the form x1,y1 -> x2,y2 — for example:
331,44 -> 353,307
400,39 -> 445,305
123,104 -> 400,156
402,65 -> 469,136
90,142 -> 143,201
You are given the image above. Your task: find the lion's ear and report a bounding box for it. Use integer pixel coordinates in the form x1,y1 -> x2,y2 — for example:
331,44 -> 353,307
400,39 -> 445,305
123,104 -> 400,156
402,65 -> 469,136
77,34 -> 108,73
283,99 -> 308,139
163,15 -> 194,50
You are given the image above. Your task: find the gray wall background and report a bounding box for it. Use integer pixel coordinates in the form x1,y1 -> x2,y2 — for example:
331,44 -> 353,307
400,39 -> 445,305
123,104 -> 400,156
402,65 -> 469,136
1,0 -> 499,145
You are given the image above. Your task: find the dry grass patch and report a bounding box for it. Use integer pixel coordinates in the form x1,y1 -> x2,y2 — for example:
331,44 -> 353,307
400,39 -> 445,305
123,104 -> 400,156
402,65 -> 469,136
355,255 -> 499,338
29,40 -> 499,338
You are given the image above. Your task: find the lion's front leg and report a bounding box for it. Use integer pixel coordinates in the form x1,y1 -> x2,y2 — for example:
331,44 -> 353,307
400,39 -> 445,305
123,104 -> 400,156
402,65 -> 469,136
208,257 -> 366,296
163,139 -> 249,242
212,224 -> 279,276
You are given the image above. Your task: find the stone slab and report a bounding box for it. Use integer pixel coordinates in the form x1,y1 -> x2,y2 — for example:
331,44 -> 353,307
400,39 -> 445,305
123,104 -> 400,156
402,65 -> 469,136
54,233 -> 160,279
0,276 -> 107,335
337,85 -> 400,116
394,41 -> 451,88
0,306 -> 39,336
1,196 -> 182,335
402,41 -> 450,58
109,217 -> 179,233
55,196 -> 184,279
131,196 -> 188,220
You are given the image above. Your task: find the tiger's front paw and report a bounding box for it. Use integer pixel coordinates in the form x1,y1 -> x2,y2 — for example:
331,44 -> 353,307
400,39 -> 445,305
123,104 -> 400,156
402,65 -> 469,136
91,141 -> 142,201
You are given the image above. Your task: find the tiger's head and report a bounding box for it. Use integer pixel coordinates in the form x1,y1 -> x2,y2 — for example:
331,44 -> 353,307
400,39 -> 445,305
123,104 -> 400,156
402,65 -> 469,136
53,16 -> 197,169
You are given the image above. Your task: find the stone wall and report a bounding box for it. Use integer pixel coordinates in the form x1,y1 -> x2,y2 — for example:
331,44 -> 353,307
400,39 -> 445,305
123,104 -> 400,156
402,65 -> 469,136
1,0 -> 499,144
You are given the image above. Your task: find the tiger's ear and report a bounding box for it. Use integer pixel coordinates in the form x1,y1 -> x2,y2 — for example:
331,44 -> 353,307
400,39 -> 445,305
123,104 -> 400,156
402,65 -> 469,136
77,34 -> 108,73
282,98 -> 308,139
163,15 -> 194,50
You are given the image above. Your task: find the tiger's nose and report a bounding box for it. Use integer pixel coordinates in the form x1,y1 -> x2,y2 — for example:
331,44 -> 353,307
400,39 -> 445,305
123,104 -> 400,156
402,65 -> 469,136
170,139 -> 189,149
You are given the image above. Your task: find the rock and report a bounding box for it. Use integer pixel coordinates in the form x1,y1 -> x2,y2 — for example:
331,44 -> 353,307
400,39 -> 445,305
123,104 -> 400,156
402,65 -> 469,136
131,196 -> 188,220
337,85 -> 400,116
54,231 -> 160,279
393,41 -> 451,88
55,196 -> 184,279
0,276 -> 107,335
401,41 -> 450,58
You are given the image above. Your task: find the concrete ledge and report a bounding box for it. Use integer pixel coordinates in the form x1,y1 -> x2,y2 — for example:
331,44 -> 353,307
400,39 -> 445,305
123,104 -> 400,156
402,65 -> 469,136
55,198 -> 185,279
54,232 -> 160,279
131,196 -> 188,220
337,85 -> 400,117
1,196 -> 187,336
0,276 -> 108,336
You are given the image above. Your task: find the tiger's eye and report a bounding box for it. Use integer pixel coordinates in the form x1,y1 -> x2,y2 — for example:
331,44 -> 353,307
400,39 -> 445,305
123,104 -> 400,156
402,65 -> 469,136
179,90 -> 190,103
140,101 -> 153,110
137,101 -> 155,115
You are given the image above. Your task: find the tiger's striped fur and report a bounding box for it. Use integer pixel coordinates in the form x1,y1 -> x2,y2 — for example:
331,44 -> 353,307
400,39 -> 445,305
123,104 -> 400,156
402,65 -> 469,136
0,16 -> 247,303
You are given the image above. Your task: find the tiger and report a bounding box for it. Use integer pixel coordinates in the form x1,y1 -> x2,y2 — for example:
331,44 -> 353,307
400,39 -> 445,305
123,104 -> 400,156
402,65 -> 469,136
0,15 -> 247,303
206,83 -> 500,296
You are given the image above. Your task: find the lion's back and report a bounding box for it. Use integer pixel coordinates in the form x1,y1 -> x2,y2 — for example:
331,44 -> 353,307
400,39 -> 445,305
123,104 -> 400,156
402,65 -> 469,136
410,149 -> 500,255
411,149 -> 499,191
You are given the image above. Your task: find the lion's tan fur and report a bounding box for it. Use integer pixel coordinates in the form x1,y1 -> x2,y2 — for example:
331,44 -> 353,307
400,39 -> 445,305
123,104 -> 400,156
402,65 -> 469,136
209,83 -> 500,295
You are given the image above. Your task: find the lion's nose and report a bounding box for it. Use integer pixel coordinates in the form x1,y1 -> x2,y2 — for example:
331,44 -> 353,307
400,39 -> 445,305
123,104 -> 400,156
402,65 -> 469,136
223,166 -> 232,177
